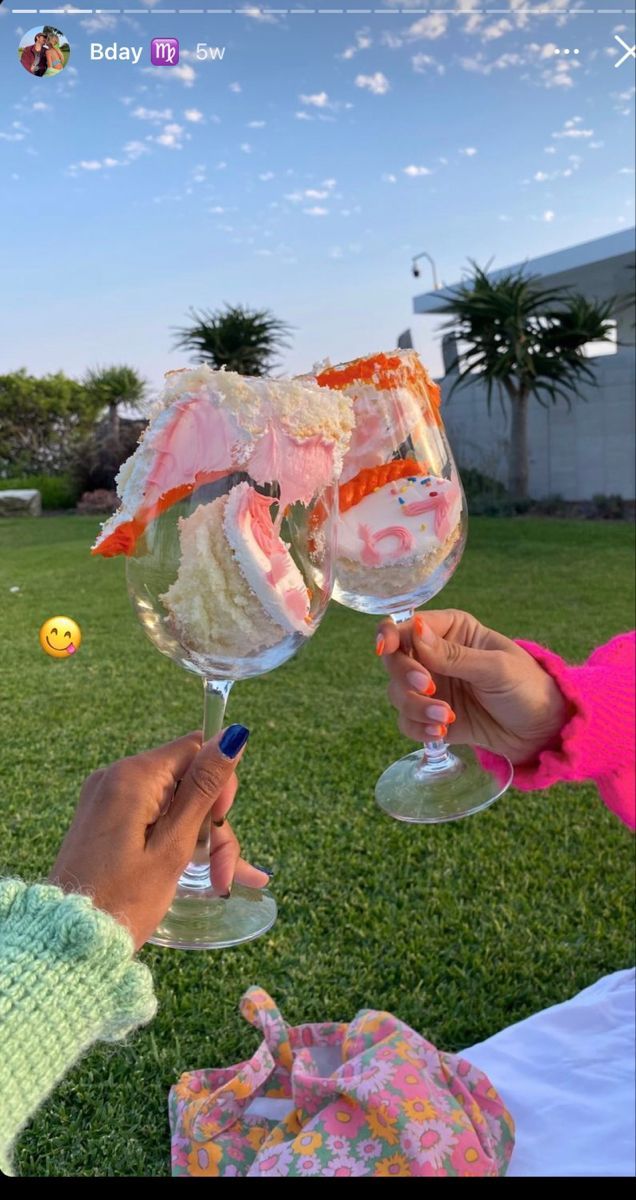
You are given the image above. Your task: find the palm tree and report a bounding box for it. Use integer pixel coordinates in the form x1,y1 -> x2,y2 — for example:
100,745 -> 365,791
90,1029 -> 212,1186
173,304 -> 292,376
83,365 -> 146,439
438,264 -> 615,498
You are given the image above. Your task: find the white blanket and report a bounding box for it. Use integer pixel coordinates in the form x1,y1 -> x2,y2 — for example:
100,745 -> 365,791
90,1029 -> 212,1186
464,968 -> 636,1177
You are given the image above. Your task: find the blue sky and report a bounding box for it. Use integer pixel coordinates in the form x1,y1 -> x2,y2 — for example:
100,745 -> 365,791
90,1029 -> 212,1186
0,2 -> 634,393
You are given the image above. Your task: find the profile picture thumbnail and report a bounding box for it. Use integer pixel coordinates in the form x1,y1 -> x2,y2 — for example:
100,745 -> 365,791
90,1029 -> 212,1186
18,25 -> 70,78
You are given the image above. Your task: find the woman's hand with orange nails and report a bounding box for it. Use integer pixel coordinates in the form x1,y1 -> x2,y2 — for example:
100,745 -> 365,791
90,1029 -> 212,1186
375,610 -> 569,766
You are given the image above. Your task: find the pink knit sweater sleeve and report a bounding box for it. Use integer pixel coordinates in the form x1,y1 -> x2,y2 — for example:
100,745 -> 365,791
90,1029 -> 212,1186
510,632 -> 635,829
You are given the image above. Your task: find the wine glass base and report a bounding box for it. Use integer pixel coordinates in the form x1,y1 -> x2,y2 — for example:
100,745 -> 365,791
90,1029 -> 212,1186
375,744 -> 513,824
148,884 -> 277,951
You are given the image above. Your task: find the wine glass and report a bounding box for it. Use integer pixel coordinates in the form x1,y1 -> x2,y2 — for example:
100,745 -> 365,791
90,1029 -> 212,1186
92,367 -> 350,950
315,352 -> 513,824
125,474 -> 337,949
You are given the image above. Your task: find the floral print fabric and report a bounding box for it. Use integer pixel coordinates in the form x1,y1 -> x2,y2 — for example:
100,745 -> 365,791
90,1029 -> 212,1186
170,987 -> 515,1177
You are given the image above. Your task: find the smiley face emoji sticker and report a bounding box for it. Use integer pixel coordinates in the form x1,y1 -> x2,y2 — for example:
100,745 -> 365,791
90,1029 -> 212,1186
39,616 -> 82,659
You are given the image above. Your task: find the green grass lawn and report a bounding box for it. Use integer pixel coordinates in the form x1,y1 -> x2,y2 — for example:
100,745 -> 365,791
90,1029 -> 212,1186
1,515 -> 634,1177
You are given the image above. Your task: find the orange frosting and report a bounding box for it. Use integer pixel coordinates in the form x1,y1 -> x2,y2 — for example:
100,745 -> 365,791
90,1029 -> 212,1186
316,351 -> 442,427
91,469 -> 229,557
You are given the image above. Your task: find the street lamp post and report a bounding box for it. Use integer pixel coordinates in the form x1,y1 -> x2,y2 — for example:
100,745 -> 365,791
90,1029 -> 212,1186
411,251 -> 440,290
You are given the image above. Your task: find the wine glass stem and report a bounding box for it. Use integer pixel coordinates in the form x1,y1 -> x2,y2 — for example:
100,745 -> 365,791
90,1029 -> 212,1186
391,608 -> 453,772
178,678 -> 234,892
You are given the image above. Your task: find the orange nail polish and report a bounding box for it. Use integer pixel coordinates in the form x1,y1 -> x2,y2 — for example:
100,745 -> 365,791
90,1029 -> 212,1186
447,710 -> 456,724
424,680 -> 436,696
413,614 -> 425,638
439,725 -> 448,737
376,635 -> 385,656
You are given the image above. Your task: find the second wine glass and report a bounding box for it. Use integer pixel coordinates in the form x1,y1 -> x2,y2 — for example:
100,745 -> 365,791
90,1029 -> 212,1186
314,351 -> 513,824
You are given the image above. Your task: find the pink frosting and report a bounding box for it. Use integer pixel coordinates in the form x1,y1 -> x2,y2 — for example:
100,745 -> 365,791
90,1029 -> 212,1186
230,483 -> 310,630
341,391 -> 422,484
403,479 -> 460,541
358,523 -> 415,567
144,396 -> 238,508
247,426 -> 335,517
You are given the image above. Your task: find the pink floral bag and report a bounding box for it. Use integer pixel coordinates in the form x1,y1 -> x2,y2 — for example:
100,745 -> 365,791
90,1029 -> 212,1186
169,986 -> 515,1177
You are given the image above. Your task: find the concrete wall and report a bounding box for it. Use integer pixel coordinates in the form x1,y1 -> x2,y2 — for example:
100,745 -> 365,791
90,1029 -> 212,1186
441,350 -> 636,501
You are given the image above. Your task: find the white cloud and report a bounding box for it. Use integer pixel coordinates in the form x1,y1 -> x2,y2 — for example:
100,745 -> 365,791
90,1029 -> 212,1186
552,117 -> 594,140
239,4 -> 277,21
341,31 -> 372,61
304,206 -> 328,217
543,210 -> 555,223
209,206 -> 225,214
295,111 -> 312,121
481,19 -> 513,42
544,145 -> 557,154
132,106 -> 173,124
382,173 -> 397,183
403,164 -> 432,177
31,101 -> 50,113
76,160 -> 103,171
460,147 -> 478,157
0,131 -> 25,142
300,92 -> 331,109
216,160 -> 227,170
589,141 -> 604,150
498,214 -> 513,222
355,72 -> 390,96
240,142 -> 252,154
141,64 -> 196,87
329,246 -> 343,259
322,178 -> 337,190
184,108 -> 204,124
408,14 -> 448,41
286,186 -> 333,204
155,122 -> 186,149
259,171 -> 275,181
534,171 -> 550,182
412,53 -> 445,76
229,82 -> 242,93
123,140 -> 149,161
619,167 -> 635,175
248,120 -> 266,128
80,14 -> 117,34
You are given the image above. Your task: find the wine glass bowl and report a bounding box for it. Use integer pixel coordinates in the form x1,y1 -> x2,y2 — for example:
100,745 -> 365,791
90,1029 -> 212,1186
126,477 -> 337,682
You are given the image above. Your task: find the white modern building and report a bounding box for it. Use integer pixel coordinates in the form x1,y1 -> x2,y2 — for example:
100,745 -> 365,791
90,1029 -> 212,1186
413,229 -> 636,501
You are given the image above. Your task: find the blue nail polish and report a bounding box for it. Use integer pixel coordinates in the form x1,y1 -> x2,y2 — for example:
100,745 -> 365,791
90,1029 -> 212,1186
219,724 -> 250,759
254,864 -> 275,878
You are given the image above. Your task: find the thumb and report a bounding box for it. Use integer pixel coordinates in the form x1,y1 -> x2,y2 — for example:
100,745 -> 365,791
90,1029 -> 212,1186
411,614 -> 504,689
158,724 -> 250,845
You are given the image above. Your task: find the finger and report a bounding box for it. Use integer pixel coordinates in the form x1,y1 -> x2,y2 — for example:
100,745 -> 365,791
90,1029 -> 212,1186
155,725 -> 250,848
233,857 -> 273,889
138,731 -> 203,785
375,619 -> 401,657
411,613 -> 508,689
385,651 -> 435,697
209,820 -> 241,896
387,684 -> 455,726
210,773 -> 238,827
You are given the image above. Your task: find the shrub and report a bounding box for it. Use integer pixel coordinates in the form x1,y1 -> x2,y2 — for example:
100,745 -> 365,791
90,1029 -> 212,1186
459,466 -> 507,503
0,473 -> 78,509
76,489 -> 118,515
531,493 -> 569,518
592,493 -> 626,520
71,418 -> 145,494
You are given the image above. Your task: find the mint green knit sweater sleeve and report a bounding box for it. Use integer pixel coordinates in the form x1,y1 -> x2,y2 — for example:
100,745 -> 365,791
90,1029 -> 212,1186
0,880 -> 157,1177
